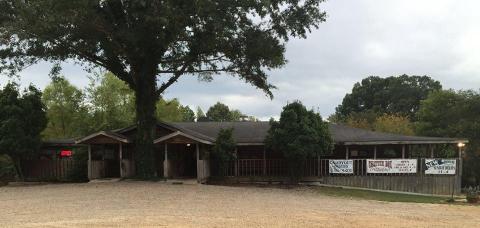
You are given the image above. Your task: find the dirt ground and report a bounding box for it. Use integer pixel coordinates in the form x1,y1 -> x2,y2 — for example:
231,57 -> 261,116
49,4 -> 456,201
1,181 -> 479,228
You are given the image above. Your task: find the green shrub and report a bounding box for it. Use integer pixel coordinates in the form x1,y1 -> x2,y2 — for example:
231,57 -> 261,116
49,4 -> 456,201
212,128 -> 236,177
465,187 -> 479,204
0,154 -> 16,185
67,148 -> 89,182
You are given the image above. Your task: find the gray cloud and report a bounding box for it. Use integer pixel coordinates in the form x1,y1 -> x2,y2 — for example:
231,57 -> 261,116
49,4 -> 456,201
3,0 -> 480,120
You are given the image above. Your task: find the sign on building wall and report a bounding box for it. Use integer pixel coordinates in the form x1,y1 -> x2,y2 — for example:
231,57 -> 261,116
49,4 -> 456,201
425,159 -> 456,175
329,160 -> 354,174
367,159 -> 417,174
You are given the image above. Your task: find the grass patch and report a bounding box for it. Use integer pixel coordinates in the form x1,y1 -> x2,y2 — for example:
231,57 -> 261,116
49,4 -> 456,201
312,186 -> 451,204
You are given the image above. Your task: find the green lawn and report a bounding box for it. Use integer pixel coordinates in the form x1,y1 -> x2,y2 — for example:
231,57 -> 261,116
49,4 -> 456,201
311,186 -> 452,204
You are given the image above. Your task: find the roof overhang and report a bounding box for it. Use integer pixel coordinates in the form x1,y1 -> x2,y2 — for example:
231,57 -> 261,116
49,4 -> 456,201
342,139 -> 469,146
76,131 -> 130,144
154,131 -> 214,145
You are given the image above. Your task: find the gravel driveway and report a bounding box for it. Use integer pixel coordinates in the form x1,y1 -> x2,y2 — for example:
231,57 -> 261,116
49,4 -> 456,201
0,181 -> 479,227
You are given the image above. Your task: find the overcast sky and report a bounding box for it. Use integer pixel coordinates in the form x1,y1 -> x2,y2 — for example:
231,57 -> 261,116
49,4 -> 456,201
4,0 -> 480,120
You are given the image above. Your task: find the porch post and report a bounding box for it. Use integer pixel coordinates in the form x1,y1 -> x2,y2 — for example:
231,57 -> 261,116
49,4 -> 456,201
196,143 -> 200,183
345,146 -> 349,159
164,143 -> 169,178
430,144 -> 434,158
373,146 -> 377,159
88,144 -> 92,180
119,143 -> 123,178
263,146 -> 266,176
234,147 -> 238,176
402,145 -> 406,159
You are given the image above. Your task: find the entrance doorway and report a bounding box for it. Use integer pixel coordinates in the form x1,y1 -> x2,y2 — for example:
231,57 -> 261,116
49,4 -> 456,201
166,144 -> 197,178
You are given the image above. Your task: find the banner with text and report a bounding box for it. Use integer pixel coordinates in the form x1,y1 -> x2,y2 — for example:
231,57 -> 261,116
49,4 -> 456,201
329,160 -> 354,174
425,159 -> 456,175
367,159 -> 417,174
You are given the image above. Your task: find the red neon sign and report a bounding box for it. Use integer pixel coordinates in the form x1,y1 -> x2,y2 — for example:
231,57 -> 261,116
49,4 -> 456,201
60,150 -> 73,157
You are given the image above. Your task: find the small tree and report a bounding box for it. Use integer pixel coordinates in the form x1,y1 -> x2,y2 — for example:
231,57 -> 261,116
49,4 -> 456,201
0,83 -> 47,179
266,101 -> 333,183
212,128 -> 236,177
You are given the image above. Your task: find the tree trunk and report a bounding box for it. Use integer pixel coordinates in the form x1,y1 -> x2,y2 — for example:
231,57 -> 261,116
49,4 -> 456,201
133,72 -> 158,179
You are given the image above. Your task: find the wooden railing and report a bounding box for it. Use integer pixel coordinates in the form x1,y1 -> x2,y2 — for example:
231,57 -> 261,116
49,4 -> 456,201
212,158 -> 460,177
21,159 -> 76,181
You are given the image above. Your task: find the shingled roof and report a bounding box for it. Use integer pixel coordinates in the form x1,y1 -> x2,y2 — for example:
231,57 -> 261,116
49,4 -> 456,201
169,121 -> 466,145
75,121 -> 467,145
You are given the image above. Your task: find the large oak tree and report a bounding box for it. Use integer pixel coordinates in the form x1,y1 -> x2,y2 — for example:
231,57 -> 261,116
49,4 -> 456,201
0,0 -> 327,178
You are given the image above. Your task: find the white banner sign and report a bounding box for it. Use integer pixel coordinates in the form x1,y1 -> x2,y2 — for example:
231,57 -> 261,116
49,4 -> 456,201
425,159 -> 456,175
329,160 -> 354,174
367,159 -> 417,174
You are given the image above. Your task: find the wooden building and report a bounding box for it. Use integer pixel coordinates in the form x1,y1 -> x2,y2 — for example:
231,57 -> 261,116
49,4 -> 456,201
75,121 -> 467,195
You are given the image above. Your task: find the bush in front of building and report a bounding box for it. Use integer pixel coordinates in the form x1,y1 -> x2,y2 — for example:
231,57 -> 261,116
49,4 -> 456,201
0,154 -> 16,186
266,101 -> 334,183
67,148 -> 89,182
211,128 -> 236,177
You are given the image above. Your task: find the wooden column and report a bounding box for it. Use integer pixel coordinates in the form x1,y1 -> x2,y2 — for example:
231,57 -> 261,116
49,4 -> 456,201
234,147 -> 238,176
401,145 -> 406,159
119,143 -> 123,178
345,146 -> 349,159
430,144 -> 434,158
263,146 -> 266,176
164,143 -> 169,178
87,144 -> 92,180
373,146 -> 377,159
196,143 -> 200,183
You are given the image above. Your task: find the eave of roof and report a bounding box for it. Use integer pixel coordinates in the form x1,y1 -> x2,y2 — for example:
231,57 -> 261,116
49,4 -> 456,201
75,131 -> 130,144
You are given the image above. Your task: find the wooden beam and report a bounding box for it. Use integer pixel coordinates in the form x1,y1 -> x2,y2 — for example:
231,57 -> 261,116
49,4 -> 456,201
402,145 -> 406,159
196,143 -> 200,183
119,143 -> 123,178
164,143 -> 169,178
345,146 -> 349,159
263,146 -> 266,176
88,144 -> 92,180
374,146 -> 377,159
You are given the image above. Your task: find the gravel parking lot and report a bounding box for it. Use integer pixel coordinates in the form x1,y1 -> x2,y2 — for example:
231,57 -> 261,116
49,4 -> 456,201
1,181 -> 479,227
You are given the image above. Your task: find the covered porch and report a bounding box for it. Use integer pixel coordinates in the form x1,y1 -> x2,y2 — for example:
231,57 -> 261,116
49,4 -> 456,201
76,131 -> 135,180
154,131 -> 212,183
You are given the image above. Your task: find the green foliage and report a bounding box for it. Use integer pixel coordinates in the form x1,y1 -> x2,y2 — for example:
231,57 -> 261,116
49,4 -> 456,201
266,101 -> 333,182
212,128 -> 236,177
0,154 -> 15,185
196,107 -> 208,122
0,83 -> 47,179
334,75 -> 442,121
206,102 -> 233,121
341,112 -> 415,136
87,72 -> 136,131
416,90 -> 480,186
0,0 -> 326,178
156,98 -> 194,122
205,102 -> 252,122
42,76 -> 91,139
67,148 -> 89,182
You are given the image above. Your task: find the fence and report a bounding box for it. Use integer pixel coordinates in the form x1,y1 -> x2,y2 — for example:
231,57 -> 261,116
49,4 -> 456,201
211,158 -> 461,195
21,159 -> 76,181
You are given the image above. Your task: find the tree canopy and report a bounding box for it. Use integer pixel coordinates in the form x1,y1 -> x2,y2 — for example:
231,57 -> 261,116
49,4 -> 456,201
211,128 -> 236,176
0,83 -> 47,178
0,0 -> 327,178
266,101 -> 333,182
42,76 -> 90,139
333,75 -> 442,121
416,90 -> 480,186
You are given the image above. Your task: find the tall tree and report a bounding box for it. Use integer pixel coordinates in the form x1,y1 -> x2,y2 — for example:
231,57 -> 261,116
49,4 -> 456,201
266,101 -> 333,182
155,98 -> 186,122
416,90 -> 480,186
86,72 -> 136,131
333,75 -> 442,121
180,105 -> 195,122
0,1 -> 327,178
206,102 -> 232,122
42,76 -> 90,138
0,83 -> 47,179
196,107 -> 208,122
